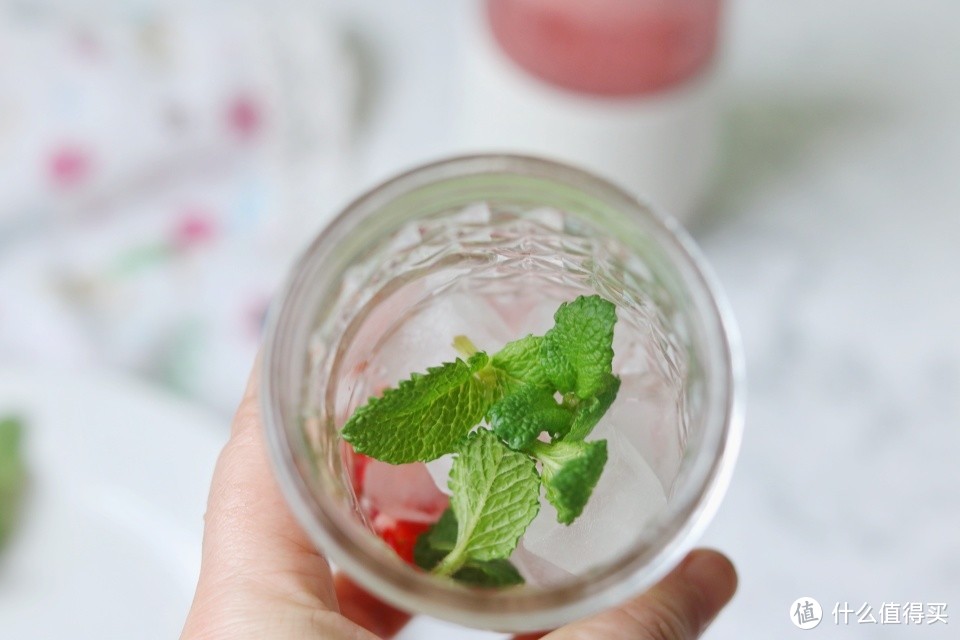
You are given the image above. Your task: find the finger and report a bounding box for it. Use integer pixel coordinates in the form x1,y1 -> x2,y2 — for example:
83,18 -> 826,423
194,365 -> 338,610
335,573 -> 412,638
537,549 -> 737,640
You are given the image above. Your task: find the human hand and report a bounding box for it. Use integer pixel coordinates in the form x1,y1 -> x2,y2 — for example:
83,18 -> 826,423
181,368 -> 738,640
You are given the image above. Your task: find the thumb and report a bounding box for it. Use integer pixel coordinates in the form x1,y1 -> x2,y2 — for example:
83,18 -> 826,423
181,366 -> 377,640
538,549 -> 737,640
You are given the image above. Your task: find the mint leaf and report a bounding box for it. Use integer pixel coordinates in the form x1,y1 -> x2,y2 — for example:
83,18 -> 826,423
528,439 -> 608,525
488,385 -> 573,450
341,293 -> 624,585
413,508 -> 457,569
341,352 -> 495,464
434,430 -> 540,576
541,295 -> 617,399
454,558 -> 524,587
414,508 -> 523,587
491,335 -> 550,393
564,373 -> 621,441
0,416 -> 26,546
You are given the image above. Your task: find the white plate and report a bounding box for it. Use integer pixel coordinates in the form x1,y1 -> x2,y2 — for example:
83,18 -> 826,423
0,365 -> 225,639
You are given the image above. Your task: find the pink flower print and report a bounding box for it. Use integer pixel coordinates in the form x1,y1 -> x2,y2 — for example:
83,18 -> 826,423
172,210 -> 218,251
226,94 -> 262,139
48,144 -> 92,189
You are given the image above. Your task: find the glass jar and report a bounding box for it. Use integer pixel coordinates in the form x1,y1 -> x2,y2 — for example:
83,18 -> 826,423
261,155 -> 743,632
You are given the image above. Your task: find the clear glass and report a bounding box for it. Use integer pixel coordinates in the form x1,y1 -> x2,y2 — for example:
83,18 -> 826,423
261,155 -> 744,631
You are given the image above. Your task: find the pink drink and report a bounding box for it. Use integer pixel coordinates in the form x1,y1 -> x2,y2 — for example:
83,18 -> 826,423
487,0 -> 721,95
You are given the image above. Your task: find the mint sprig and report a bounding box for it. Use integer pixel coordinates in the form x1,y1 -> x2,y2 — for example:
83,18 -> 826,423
528,439 -> 608,525
565,373 -> 621,442
342,294 -> 622,586
541,295 -> 617,399
490,334 -> 551,393
341,352 -> 496,464
434,430 -> 541,576
414,509 -> 524,587
488,385 -> 572,450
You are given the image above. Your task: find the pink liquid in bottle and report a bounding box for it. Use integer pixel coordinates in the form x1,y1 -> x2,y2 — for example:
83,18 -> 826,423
487,0 -> 721,96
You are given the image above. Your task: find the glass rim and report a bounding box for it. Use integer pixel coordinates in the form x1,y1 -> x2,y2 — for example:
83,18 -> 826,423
261,153 -> 745,631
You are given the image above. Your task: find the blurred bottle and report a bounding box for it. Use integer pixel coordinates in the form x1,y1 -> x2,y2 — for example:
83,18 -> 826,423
0,2 -> 352,411
457,0 -> 722,223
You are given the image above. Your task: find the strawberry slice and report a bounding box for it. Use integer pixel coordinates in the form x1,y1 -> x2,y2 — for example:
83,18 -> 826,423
342,443 -> 372,493
372,513 -> 432,564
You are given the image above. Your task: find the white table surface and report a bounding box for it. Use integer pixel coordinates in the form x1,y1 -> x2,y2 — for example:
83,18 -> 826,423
0,366 -> 223,639
331,1 -> 960,637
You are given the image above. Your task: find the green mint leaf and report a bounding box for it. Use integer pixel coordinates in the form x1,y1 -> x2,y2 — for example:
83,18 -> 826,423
342,293 -> 623,584
564,373 -> 621,441
488,385 -> 573,450
341,352 -> 495,464
528,439 -> 608,525
453,558 -> 524,587
491,335 -> 550,393
541,295 -> 617,399
413,508 -> 457,569
414,508 -> 523,587
0,416 -> 26,546
434,430 -> 540,576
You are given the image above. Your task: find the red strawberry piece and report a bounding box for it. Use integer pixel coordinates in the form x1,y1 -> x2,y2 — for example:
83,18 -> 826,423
373,513 -> 432,564
342,443 -> 372,494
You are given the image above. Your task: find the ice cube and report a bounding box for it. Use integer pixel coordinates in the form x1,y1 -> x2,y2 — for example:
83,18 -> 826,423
603,372 -> 684,489
520,430 -> 667,576
337,279 -> 429,413
511,541 -> 575,587
362,460 -> 449,523
424,454 -> 454,496
483,290 -> 559,337
373,291 -> 515,385
612,324 -> 654,375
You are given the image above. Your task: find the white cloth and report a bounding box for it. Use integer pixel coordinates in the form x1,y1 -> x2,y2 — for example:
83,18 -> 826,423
0,3 -> 354,413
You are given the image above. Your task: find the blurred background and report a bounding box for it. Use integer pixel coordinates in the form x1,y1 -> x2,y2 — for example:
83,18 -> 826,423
0,1 -> 958,638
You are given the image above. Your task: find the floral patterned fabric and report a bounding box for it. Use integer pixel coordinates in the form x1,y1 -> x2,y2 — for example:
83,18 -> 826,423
0,4 -> 353,413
